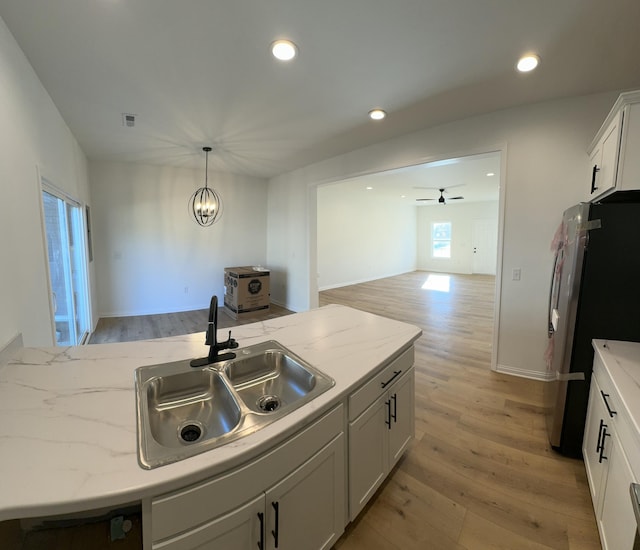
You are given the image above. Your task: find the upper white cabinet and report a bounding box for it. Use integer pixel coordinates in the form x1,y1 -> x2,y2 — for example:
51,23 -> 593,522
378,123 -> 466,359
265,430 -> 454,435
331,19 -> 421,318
587,90 -> 640,202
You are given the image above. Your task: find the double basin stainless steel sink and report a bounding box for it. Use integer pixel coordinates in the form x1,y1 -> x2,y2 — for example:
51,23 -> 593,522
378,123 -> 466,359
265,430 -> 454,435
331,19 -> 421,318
135,341 -> 335,469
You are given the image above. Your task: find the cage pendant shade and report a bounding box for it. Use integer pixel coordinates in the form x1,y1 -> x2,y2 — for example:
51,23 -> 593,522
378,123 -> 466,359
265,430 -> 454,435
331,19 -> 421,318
189,147 -> 223,226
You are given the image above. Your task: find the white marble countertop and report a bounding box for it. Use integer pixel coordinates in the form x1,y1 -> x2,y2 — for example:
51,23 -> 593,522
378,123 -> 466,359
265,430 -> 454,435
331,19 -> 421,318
593,339 -> 640,436
0,304 -> 421,521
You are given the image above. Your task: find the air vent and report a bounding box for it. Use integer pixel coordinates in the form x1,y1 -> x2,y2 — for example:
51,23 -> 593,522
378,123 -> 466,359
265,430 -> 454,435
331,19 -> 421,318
122,113 -> 136,128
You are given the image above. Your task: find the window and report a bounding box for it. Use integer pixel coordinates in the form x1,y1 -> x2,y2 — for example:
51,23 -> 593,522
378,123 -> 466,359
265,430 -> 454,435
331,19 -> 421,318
432,222 -> 452,258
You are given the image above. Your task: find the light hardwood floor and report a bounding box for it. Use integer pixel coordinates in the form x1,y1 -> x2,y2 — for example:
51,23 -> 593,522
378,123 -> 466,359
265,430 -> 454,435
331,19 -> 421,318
7,272 -> 600,549
324,272 -> 600,550
88,303 -> 294,344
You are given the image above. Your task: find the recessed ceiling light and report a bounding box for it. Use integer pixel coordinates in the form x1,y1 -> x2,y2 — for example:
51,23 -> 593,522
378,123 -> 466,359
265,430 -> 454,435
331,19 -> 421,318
271,40 -> 297,61
517,54 -> 540,72
486,172 -> 495,177
366,186 -> 373,190
368,109 -> 386,120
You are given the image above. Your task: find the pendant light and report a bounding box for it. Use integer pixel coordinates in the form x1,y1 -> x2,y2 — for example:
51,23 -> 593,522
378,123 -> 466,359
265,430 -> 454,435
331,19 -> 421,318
189,146 -> 223,226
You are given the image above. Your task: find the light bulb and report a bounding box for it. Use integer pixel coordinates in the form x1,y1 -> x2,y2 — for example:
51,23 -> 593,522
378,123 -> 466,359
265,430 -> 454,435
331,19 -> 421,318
517,54 -> 540,72
271,40 -> 297,61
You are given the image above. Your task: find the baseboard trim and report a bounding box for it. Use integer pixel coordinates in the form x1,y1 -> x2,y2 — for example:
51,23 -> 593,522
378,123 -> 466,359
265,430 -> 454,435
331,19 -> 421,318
98,304 -> 210,318
0,333 -> 23,364
494,363 -> 553,382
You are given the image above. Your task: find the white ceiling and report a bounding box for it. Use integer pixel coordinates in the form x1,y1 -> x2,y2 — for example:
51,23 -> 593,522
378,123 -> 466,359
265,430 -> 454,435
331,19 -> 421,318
2,0 -> 640,179
324,151 -> 501,206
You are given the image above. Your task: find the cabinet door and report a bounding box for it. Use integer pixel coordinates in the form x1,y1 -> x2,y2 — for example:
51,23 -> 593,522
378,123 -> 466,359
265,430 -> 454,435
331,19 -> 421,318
599,434 -> 637,550
153,494 -> 264,550
583,379 -> 610,512
388,368 -> 415,467
590,110 -> 622,200
348,393 -> 388,521
265,434 -> 345,550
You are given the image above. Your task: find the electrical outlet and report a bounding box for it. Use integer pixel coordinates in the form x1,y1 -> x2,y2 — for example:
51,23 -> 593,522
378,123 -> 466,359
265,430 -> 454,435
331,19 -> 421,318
512,268 -> 521,281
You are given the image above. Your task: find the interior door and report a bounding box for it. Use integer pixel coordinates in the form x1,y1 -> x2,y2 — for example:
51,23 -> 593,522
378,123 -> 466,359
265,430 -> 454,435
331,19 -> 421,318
42,186 -> 90,345
472,219 -> 498,274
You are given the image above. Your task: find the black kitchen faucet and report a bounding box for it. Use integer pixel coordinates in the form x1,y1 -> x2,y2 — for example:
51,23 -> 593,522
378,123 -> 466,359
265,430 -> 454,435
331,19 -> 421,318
190,295 -> 239,367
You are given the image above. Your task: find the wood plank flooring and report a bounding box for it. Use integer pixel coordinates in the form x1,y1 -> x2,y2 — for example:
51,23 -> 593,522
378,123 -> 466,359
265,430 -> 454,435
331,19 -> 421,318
5,273 -> 601,549
324,272 -> 600,550
88,303 -> 294,344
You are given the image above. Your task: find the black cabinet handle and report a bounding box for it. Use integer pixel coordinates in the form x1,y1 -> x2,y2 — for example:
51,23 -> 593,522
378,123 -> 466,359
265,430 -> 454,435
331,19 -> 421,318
591,165 -> 600,194
257,512 -> 264,550
598,422 -> 609,464
271,501 -> 279,548
596,418 -> 604,454
391,393 -> 397,423
385,399 -> 392,429
381,370 -> 402,389
600,390 -> 617,417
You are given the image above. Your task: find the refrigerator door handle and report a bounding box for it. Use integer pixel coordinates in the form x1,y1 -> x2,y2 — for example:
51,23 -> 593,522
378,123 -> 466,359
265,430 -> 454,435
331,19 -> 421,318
547,251 -> 561,337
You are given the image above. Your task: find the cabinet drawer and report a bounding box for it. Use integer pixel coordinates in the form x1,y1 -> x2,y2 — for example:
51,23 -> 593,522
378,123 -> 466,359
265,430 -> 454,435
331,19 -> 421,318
593,355 -> 620,425
151,404 -> 344,542
348,347 -> 414,421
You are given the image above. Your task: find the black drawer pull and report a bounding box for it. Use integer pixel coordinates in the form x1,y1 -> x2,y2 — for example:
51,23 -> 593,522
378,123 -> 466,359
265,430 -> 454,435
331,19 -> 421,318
381,370 -> 402,389
600,390 -> 617,417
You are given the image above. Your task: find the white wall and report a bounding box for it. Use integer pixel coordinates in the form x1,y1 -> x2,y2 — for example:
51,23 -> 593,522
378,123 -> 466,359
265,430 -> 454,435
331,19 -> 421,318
317,183 -> 417,290
90,161 -> 268,316
0,17 -> 94,347
417,201 -> 498,274
267,92 -> 620,379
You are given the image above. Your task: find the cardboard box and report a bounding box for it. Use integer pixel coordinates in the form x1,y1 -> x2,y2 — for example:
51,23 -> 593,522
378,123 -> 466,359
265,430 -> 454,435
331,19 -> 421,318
223,266 -> 270,319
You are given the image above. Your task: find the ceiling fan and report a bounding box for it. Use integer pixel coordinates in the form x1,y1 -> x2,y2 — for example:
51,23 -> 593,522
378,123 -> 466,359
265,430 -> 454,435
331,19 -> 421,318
416,187 -> 464,204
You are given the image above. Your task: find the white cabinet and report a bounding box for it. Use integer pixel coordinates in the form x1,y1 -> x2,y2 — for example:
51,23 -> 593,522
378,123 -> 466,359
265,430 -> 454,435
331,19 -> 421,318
599,434 -> 637,550
265,435 -> 344,550
583,377 -> 610,504
587,110 -> 622,201
583,352 -> 639,550
347,348 -> 415,521
149,405 -> 345,550
153,495 -> 264,550
587,90 -> 640,202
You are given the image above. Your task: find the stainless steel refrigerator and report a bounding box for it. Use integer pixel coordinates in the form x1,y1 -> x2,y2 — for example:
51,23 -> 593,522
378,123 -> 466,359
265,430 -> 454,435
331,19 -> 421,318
545,199 -> 640,457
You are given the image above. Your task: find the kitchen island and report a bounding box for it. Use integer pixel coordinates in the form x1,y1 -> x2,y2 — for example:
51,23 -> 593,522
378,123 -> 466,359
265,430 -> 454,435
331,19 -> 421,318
0,304 -> 421,548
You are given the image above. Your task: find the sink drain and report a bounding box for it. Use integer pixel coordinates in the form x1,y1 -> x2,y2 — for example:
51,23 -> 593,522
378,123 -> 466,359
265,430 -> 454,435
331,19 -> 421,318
180,423 -> 203,443
257,395 -> 281,412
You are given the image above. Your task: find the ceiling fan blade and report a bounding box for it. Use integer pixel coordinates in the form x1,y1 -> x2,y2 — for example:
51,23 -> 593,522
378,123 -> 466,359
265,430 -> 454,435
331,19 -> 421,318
416,198 -> 436,201
450,196 -> 464,200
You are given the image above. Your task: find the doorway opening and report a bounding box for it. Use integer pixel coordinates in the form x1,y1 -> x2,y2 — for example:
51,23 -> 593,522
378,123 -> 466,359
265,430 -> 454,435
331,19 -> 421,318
315,149 -> 504,369
41,182 -> 91,345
